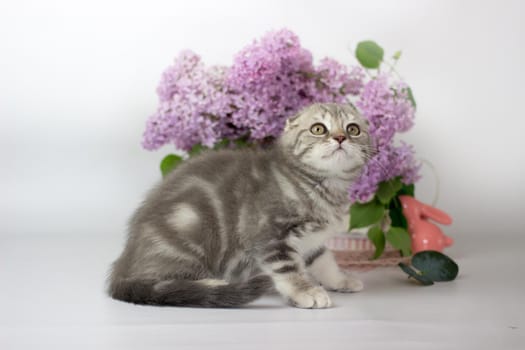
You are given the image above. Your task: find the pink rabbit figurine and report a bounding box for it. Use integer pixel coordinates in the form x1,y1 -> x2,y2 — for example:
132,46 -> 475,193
398,195 -> 453,253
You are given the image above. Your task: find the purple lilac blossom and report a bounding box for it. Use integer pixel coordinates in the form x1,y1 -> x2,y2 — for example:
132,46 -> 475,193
226,29 -> 365,140
142,51 -> 235,151
226,29 -> 318,139
356,75 -> 415,147
143,29 -> 366,149
314,58 -> 364,101
141,29 -> 419,201
349,75 -> 419,202
349,143 -> 421,203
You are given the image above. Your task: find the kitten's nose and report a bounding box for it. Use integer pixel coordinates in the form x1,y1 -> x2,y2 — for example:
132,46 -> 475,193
333,134 -> 346,144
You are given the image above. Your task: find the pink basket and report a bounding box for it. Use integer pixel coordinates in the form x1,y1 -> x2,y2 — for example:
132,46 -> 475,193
326,234 -> 409,270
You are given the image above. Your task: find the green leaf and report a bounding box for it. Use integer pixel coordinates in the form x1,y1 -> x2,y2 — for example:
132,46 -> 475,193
412,251 -> 459,282
392,51 -> 402,60
188,144 -> 206,156
376,178 -> 403,204
398,183 -> 415,197
349,199 -> 385,230
386,227 -> 412,256
367,226 -> 385,260
406,87 -> 417,109
398,263 -> 434,285
355,41 -> 384,69
213,138 -> 230,150
234,138 -> 249,148
160,154 -> 183,177
389,204 -> 408,230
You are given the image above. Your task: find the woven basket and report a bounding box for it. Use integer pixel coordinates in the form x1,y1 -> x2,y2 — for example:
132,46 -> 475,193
326,232 -> 410,271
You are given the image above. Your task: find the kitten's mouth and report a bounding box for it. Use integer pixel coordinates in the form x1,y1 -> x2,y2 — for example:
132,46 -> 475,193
323,147 -> 347,159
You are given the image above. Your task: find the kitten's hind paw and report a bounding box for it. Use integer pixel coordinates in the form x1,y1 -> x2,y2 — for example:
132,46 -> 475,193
289,286 -> 332,309
325,276 -> 364,293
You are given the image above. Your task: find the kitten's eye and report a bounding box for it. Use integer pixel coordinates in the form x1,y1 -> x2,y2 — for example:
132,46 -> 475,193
310,123 -> 327,135
346,123 -> 361,136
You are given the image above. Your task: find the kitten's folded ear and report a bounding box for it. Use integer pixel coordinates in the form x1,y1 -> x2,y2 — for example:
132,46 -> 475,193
284,119 -> 292,131
345,101 -> 360,115
284,114 -> 300,131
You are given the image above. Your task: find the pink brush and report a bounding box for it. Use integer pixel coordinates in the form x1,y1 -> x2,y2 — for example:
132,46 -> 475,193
399,195 -> 453,253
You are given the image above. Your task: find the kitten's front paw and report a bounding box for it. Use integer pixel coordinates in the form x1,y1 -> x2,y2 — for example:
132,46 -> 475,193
289,286 -> 332,309
325,276 -> 364,293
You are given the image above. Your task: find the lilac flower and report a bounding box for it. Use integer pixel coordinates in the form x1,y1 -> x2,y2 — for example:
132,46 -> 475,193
142,51 -> 235,151
314,58 -> 364,101
350,143 -> 421,203
144,29 -> 368,149
356,75 -> 415,147
142,29 -> 419,200
348,74 -> 419,203
156,50 -> 202,102
226,30 -> 368,140
226,29 -> 318,139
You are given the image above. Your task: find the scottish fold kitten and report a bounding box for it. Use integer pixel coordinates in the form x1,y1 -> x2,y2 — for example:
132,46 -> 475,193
108,103 -> 371,308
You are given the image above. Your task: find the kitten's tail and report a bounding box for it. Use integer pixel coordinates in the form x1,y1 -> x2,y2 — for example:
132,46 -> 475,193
108,275 -> 273,307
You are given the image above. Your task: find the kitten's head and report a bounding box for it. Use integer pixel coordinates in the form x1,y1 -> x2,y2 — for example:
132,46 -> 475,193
279,103 -> 371,178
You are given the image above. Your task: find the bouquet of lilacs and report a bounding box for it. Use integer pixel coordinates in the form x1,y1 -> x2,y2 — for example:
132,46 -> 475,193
142,29 -> 419,259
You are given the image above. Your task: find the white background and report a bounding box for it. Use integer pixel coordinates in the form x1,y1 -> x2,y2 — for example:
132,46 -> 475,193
1,2 -> 524,349
1,0 -> 524,238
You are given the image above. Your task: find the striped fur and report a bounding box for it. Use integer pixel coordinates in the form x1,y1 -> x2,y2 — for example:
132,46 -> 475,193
107,103 -> 370,308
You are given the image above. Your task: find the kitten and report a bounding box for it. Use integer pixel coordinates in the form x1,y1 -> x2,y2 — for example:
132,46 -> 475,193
108,103 -> 371,308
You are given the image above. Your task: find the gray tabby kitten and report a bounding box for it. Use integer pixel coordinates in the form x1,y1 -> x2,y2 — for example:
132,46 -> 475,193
108,103 -> 371,308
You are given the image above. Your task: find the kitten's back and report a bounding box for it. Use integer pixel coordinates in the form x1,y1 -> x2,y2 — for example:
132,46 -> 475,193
107,146 -> 282,307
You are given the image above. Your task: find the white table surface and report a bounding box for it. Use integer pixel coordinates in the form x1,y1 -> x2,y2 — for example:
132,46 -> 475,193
1,233 -> 523,350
